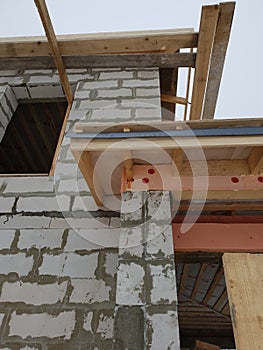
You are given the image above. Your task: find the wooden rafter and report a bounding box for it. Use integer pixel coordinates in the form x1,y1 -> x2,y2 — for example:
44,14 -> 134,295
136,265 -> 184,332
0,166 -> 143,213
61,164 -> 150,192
190,4 -> 219,120
202,2 -> 236,119
248,146 -> 263,174
34,0 -> 73,104
194,340 -> 220,350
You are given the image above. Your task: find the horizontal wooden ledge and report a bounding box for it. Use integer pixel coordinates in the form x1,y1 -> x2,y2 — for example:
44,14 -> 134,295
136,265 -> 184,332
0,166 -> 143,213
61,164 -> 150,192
173,223 -> 263,252
0,53 -> 196,70
0,31 -> 198,58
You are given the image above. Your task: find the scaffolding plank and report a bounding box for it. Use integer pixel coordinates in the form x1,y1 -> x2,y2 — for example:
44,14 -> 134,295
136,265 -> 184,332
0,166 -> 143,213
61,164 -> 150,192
223,253 -> 263,349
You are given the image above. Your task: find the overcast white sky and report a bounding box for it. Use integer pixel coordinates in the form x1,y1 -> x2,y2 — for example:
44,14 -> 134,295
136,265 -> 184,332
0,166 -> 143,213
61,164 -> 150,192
0,0 -> 262,119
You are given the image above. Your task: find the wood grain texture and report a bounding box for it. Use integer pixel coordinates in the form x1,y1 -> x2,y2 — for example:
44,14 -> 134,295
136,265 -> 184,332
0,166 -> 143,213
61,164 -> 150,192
203,2 -> 236,119
34,0 -> 73,103
248,146 -> 263,174
223,253 -> 263,350
190,5 -> 219,120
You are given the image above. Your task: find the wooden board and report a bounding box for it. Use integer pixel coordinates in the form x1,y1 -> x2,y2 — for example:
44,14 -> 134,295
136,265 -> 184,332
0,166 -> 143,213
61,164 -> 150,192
202,2 -> 236,119
194,340 -> 220,350
223,253 -> 263,349
0,30 -> 198,57
190,5 -> 219,120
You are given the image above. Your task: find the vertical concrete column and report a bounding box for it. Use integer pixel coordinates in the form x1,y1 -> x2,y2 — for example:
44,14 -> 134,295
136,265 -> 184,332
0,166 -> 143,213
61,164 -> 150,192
114,191 -> 180,350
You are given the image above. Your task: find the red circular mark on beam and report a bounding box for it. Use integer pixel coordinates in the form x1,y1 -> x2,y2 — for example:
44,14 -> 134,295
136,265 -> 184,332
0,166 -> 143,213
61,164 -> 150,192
231,177 -> 239,183
148,168 -> 155,175
142,178 -> 149,184
258,176 -> 263,183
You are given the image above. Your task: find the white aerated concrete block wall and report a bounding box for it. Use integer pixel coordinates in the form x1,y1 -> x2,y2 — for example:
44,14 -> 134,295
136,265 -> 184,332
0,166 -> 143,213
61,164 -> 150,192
0,67 -> 162,348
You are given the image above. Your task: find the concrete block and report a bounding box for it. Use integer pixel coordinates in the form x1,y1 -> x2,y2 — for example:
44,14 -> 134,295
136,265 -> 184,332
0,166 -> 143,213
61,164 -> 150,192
136,87 -> 160,97
109,217 -> 120,228
105,252 -> 118,277
99,71 -> 133,80
116,262 -> 145,305
0,253 -> 34,276
97,88 -> 132,98
72,196 -> 98,211
123,79 -> 159,88
135,108 -> 161,120
0,197 -> 15,213
83,80 -> 118,89
50,217 -> 109,229
12,86 -> 30,100
149,263 -> 177,304
0,230 -> 16,250
5,85 -> 18,112
24,69 -> 53,75
0,70 -> 18,76
147,191 -> 171,222
68,74 -> 94,83
28,85 -> 64,99
121,191 -> 144,222
8,311 -> 75,340
145,311 -> 180,350
146,223 -> 174,258
28,75 -> 60,85
0,214 -> 51,229
0,313 -> 5,327
121,97 -> 160,108
18,229 -> 64,250
57,178 -> 79,193
74,89 -> 91,99
97,314 -> 114,339
54,162 -> 79,178
17,195 -> 70,212
0,126 -> 5,142
64,228 -> 119,251
119,227 -> 144,259
137,70 -> 159,79
0,281 -> 68,305
66,69 -> 88,74
39,252 -> 99,278
79,99 -> 116,110
4,177 -> 54,194
70,279 -> 111,303
0,76 -> 24,85
91,108 -> 132,121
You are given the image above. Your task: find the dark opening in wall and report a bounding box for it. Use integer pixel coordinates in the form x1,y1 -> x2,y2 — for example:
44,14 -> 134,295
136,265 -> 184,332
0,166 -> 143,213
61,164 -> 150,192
0,101 -> 68,175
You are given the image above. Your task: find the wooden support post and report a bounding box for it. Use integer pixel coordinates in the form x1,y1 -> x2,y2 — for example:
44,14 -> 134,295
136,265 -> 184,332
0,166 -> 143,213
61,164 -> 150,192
202,2 -> 236,119
34,0 -> 73,104
223,253 -> 263,349
190,4 -> 219,120
248,146 -> 263,174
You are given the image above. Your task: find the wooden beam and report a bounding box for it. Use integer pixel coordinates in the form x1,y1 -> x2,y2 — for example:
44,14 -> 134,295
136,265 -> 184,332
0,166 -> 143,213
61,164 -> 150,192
0,30 -> 198,57
190,5 -> 219,120
172,149 -> 184,176
173,223 -> 263,252
194,340 -> 220,350
0,52 -> 196,70
248,146 -> 263,174
161,94 -> 187,105
34,0 -> 73,104
203,2 -> 236,119
223,253 -> 263,349
71,150 -> 103,207
160,68 -> 178,120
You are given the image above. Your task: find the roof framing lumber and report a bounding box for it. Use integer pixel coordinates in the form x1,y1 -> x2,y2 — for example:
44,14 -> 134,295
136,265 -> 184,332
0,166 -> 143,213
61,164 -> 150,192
248,146 -> 263,174
0,53 -> 196,70
202,2 -> 236,119
223,253 -> 263,349
190,4 -> 219,120
34,0 -> 73,104
0,31 -> 198,58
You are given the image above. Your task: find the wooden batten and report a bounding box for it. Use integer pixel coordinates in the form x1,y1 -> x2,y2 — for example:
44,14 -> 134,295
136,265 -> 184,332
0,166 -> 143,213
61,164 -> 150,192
194,340 -> 220,350
223,253 -> 263,349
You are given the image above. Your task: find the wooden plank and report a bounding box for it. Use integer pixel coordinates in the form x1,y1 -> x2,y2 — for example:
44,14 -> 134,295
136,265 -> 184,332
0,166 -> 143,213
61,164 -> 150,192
0,53 -> 196,70
124,150 -> 133,182
75,118 -> 263,133
191,263 -> 208,299
172,149 -> 184,175
34,0 -> 73,104
248,146 -> 263,174
202,2 -> 236,119
194,340 -> 220,350
71,150 -> 103,206
179,263 -> 190,294
161,94 -> 187,105
202,266 -> 224,305
190,5 -> 219,120
223,253 -> 263,349
49,103 -> 72,175
160,68 -> 178,120
0,30 -> 198,57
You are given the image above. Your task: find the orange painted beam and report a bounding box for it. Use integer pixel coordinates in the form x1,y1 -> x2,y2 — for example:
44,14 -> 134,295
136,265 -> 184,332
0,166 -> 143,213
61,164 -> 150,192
173,223 -> 263,252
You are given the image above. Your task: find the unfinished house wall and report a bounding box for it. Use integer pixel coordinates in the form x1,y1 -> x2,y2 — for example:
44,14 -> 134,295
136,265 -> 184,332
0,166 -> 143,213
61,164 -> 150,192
0,68 -> 163,349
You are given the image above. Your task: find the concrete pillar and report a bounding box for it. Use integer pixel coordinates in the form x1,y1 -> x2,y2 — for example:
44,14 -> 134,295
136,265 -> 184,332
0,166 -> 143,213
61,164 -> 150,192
114,191 -> 180,350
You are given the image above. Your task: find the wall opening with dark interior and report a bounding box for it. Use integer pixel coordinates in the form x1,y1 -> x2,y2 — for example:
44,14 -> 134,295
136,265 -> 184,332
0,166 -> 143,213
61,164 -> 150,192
0,100 -> 67,175
175,253 -> 235,349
